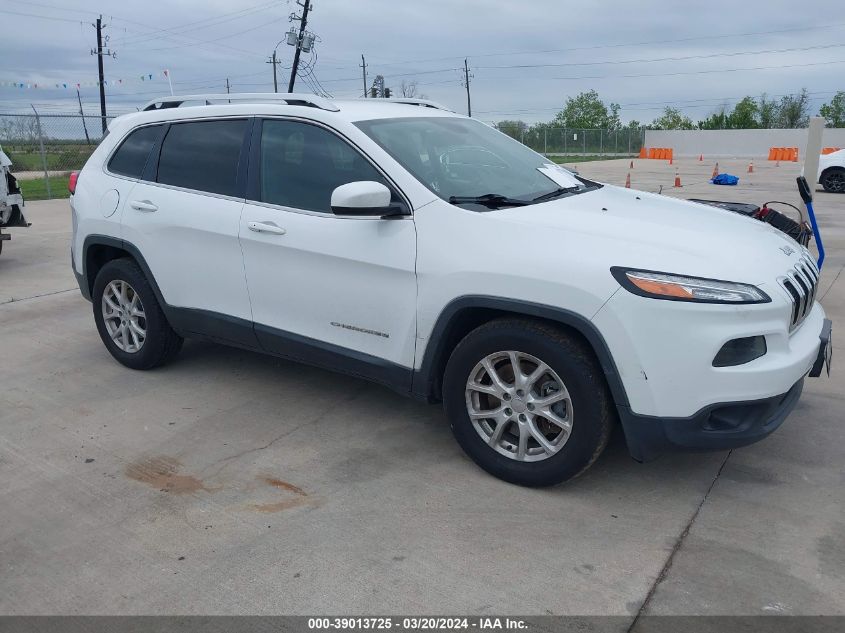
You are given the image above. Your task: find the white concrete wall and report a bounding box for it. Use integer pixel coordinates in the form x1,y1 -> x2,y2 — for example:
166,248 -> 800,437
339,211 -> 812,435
644,128 -> 845,158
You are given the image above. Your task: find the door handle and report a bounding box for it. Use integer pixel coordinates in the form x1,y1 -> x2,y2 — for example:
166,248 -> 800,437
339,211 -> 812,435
247,221 -> 286,235
130,200 -> 158,212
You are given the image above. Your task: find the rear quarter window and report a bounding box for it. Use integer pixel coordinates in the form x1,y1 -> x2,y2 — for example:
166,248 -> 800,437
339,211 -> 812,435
107,125 -> 163,178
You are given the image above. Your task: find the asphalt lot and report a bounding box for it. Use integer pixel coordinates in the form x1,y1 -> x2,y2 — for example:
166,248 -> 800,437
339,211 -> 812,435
1,158 -> 843,619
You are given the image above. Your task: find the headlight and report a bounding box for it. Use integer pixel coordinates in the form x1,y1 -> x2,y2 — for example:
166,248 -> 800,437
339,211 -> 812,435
611,268 -> 770,304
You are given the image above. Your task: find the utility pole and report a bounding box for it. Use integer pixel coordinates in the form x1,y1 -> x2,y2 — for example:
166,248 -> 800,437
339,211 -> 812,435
90,15 -> 115,135
360,54 -> 368,98
462,58 -> 473,117
287,0 -> 311,92
225,78 -> 231,94
267,51 -> 280,93
76,87 -> 91,145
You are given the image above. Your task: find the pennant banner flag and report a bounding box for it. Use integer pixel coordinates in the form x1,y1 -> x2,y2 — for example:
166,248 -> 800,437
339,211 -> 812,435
0,70 -> 169,89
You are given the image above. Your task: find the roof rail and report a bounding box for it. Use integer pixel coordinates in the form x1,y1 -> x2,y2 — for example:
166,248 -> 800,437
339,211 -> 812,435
141,93 -> 340,112
353,98 -> 454,112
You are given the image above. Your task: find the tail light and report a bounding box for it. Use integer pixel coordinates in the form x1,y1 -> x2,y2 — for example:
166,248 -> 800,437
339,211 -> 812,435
68,171 -> 79,195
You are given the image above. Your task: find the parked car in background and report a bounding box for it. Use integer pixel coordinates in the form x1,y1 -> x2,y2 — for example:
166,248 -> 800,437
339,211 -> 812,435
819,149 -> 845,193
0,145 -> 28,254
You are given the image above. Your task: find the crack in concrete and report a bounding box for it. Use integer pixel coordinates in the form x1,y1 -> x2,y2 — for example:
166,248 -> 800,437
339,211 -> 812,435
627,450 -> 733,631
200,385 -> 367,481
819,264 -> 844,301
0,287 -> 77,306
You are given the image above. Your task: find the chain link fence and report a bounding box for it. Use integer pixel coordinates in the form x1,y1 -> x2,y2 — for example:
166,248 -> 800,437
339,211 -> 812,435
1,111 -> 115,200
495,124 -> 647,157
2,112 -> 649,201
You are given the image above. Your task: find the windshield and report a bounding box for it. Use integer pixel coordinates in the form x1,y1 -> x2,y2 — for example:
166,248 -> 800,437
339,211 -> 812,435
354,116 -> 595,206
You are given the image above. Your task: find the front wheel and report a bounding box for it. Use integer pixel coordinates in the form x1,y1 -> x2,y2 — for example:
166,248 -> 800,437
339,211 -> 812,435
92,258 -> 183,370
821,168 -> 845,193
443,318 -> 614,487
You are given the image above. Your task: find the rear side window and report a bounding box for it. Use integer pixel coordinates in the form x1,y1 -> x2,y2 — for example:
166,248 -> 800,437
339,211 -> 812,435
156,119 -> 247,197
107,125 -> 162,178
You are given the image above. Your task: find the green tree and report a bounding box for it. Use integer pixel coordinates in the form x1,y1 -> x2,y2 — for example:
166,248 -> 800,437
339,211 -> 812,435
819,92 -> 845,127
554,90 -> 621,129
757,93 -> 778,128
698,106 -> 730,130
650,106 -> 696,130
730,96 -> 759,129
494,120 -> 528,139
777,89 -> 810,128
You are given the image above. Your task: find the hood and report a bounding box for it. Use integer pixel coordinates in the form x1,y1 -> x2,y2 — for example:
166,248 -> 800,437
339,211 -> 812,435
490,185 -> 810,287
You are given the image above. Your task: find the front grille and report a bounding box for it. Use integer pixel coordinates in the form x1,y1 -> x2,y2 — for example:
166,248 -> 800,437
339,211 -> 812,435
779,255 -> 819,331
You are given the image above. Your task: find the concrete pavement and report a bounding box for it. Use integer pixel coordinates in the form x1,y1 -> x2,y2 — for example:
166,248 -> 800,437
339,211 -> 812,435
1,159 -> 842,617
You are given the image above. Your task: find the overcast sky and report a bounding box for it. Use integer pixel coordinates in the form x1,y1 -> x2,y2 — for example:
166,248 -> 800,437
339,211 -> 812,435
0,0 -> 842,124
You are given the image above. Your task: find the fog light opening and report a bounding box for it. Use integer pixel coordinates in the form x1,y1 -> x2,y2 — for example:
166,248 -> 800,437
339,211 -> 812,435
713,336 -> 767,367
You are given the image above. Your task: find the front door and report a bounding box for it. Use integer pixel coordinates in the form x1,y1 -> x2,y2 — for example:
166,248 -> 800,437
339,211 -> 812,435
239,118 -> 417,387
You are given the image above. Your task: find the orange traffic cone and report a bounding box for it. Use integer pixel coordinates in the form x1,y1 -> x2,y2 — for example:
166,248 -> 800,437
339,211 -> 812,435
625,173 -> 631,188
669,156 -> 673,165
747,161 -> 754,174
711,162 -> 719,179
699,154 -> 703,162
674,169 -> 682,188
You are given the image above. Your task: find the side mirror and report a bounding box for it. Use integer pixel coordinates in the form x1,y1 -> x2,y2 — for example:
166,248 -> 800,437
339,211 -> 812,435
330,181 -> 408,218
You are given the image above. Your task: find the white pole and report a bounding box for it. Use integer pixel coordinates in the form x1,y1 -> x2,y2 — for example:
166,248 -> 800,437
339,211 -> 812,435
804,117 -> 824,191
166,70 -> 174,95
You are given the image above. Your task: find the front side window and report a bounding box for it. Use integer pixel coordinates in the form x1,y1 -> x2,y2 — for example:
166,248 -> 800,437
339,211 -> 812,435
355,116 -> 595,207
259,119 -> 390,213
108,125 -> 163,178
156,119 -> 247,197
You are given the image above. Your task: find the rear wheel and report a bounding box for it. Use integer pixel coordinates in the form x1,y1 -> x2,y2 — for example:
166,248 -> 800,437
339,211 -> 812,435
821,168 -> 845,193
92,258 -> 182,369
443,318 -> 614,487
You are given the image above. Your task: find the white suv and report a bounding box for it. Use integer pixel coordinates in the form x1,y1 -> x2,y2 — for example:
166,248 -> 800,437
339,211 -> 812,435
70,93 -> 832,486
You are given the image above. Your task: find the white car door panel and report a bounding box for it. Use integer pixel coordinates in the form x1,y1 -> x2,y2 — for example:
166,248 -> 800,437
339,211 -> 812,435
120,118 -> 253,326
239,118 -> 417,374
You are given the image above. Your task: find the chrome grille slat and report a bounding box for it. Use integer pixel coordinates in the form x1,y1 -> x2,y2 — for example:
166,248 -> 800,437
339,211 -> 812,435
779,254 -> 820,331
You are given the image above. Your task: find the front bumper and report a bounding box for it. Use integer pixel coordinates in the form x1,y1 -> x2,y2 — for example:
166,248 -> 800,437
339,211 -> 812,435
619,318 -> 832,462
620,378 -> 804,462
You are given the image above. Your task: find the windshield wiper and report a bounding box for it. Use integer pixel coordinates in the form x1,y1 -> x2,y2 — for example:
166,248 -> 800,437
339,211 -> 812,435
448,193 -> 530,208
531,186 -> 580,203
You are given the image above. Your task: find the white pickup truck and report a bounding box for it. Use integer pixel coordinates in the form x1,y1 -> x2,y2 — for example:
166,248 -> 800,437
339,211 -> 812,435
0,146 -> 28,254
819,149 -> 845,193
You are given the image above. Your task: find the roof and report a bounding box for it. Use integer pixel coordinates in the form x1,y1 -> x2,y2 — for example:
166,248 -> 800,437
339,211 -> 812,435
134,93 -> 459,124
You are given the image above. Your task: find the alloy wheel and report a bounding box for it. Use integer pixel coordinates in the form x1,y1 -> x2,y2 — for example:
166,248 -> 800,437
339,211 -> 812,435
101,279 -> 146,353
465,350 -> 574,462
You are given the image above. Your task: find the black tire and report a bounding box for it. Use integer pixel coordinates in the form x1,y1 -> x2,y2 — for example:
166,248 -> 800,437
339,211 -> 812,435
443,318 -> 614,487
92,258 -> 183,370
821,168 -> 845,193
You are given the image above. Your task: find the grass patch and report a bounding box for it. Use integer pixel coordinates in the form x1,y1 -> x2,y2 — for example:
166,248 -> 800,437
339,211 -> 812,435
3,144 -> 97,172
19,175 -> 69,201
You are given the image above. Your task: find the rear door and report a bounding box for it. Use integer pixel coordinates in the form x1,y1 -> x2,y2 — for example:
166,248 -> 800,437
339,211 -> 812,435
238,117 -> 417,385
121,117 -> 255,344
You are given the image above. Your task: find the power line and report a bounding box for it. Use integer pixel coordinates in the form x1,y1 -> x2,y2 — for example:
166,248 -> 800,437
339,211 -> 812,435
318,21 -> 845,71
474,58 -> 845,83
0,8 -> 82,23
475,42 -> 845,71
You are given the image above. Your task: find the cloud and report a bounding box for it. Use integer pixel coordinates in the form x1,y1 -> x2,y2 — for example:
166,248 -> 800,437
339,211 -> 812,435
0,0 -> 841,123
